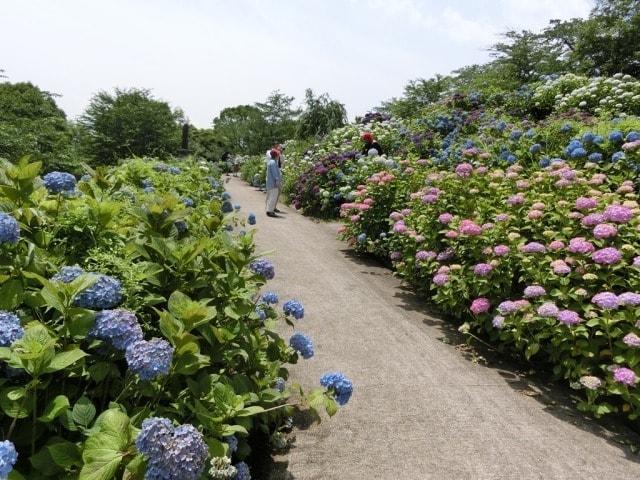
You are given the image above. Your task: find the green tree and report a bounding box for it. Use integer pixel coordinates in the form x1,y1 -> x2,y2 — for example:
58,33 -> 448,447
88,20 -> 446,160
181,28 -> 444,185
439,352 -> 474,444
255,90 -> 301,143
296,89 -> 347,139
0,81 -> 79,172
211,105 -> 270,155
381,75 -> 452,118
80,88 -> 183,164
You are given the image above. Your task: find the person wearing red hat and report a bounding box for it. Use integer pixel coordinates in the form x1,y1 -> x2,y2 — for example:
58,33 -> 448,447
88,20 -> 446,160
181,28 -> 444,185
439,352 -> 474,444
361,132 -> 383,156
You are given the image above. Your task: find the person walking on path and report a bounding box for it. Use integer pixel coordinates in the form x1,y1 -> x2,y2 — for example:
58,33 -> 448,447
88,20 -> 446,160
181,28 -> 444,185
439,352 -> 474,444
361,132 -> 383,156
265,149 -> 282,217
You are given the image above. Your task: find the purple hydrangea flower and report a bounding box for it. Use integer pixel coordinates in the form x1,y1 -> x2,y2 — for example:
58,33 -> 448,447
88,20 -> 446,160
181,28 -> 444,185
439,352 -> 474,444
523,285 -> 546,298
416,250 -> 436,261
591,247 -> 622,265
591,292 -> 619,310
557,309 -> 581,325
90,309 -> 143,350
521,242 -> 546,254
568,237 -> 595,254
473,263 -> 493,276
603,205 -> 633,224
433,273 -> 449,286
623,333 -> 640,348
497,301 -> 519,315
619,292 -> 640,306
492,315 -> 505,329
613,367 -> 637,386
493,245 -> 510,256
581,213 -> 605,227
593,223 -> 617,239
537,302 -> 559,318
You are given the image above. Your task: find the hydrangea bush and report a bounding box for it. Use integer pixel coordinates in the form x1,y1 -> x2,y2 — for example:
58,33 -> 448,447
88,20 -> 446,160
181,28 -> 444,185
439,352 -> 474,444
0,156 -> 349,478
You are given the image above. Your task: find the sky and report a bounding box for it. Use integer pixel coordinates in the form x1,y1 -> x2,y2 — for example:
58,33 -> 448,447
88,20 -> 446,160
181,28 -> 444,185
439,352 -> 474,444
1,0 -> 593,127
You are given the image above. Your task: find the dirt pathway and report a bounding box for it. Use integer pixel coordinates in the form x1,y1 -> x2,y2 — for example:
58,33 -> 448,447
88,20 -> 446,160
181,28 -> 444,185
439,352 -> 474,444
225,176 -> 640,480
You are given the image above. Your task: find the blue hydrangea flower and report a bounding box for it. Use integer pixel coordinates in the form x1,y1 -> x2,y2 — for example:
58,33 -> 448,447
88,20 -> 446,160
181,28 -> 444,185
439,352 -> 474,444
612,151 -> 626,163
255,307 -> 267,321
233,204 -> 241,211
538,157 -> 550,168
136,417 -> 174,459
249,259 -> 275,280
90,309 -> 143,350
43,171 -> 76,193
143,186 -> 155,193
495,121 -> 507,132
560,123 -> 572,133
168,166 -> 181,175
141,179 -> 153,188
290,332 -> 314,359
175,220 -> 188,233
320,372 -> 353,406
182,198 -> 194,207
582,132 -> 595,143
0,440 -> 18,479
52,267 -> 123,310
357,233 -> 367,243
235,462 -> 251,480
588,152 -> 603,162
609,130 -> 624,143
570,147 -> 587,158
261,292 -> 279,304
593,135 -> 604,144
221,192 -> 231,201
224,436 -> 238,454
506,154 -> 516,164
509,130 -> 522,141
153,163 -> 169,172
0,312 -> 23,347
626,131 -> 639,142
283,300 -> 304,319
525,128 -> 536,138
247,213 -> 256,225
529,144 -> 541,154
274,377 -> 285,393
137,419 -> 208,480
222,201 -> 233,213
126,338 -> 174,381
0,213 -> 20,244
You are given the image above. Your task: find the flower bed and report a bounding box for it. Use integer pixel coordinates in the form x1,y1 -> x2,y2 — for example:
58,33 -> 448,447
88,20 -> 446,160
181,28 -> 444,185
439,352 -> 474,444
0,156 -> 351,479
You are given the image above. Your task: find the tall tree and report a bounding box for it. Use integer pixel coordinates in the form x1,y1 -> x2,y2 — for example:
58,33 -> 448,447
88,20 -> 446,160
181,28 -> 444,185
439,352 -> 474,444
255,90 -> 300,143
80,88 -> 183,165
296,89 -> 347,139
211,105 -> 270,155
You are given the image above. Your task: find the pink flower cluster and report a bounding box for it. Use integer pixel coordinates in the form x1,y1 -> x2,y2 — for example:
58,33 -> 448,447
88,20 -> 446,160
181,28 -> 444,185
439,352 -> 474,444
458,220 -> 482,236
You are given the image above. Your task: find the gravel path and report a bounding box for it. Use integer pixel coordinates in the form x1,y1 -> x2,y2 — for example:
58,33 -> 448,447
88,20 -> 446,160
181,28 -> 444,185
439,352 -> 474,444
225,176 -> 640,480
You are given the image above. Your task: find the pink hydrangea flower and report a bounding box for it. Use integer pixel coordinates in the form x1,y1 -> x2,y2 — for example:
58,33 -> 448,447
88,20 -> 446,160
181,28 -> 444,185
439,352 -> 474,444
416,250 -> 436,261
481,223 -> 494,231
531,202 -> 545,211
634,256 -> 640,267
557,309 -> 581,325
401,208 -> 412,216
537,302 -> 559,318
495,213 -> 510,222
445,230 -> 458,239
581,213 -> 605,227
438,213 -> 453,224
548,240 -> 565,251
473,263 -> 493,276
551,260 -> 571,275
603,205 -> 633,224
455,163 -> 473,177
350,215 -> 360,223
568,237 -> 595,254
470,297 -> 491,314
422,194 -> 438,204
492,315 -> 505,328
393,221 -> 408,234
623,333 -> 640,347
575,197 -> 598,210
528,210 -> 543,220
389,211 -> 404,221
507,194 -> 525,206
493,245 -> 510,256
593,223 -> 617,239
459,220 -> 482,236
390,251 -> 402,261
524,285 -> 546,298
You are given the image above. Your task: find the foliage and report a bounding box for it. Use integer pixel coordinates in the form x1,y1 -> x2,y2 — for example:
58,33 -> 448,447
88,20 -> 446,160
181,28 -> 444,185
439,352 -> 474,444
0,156 -> 343,478
79,88 -> 183,165
0,81 -> 81,173
296,89 -> 347,140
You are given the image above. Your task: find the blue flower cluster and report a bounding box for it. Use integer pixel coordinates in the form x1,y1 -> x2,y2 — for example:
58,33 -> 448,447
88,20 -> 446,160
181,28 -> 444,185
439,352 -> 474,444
141,179 -> 153,188
43,171 -> 76,193
223,435 -> 238,454
182,198 -> 194,207
247,213 -> 256,225
153,163 -> 169,172
612,151 -> 626,162
168,166 -> 181,175
0,440 -> 18,479
221,192 -> 231,201
608,130 -> 623,142
0,311 -> 24,347
565,139 -> 587,158
261,292 -> 279,304
222,201 -> 234,213
249,259 -> 275,280
233,204 -> 241,211
0,212 -> 20,244
52,266 -> 123,310
282,300 -> 304,319
255,307 -> 267,321
588,152 -> 603,162
175,220 -> 188,233
143,186 -> 155,193
125,338 -> 174,381
509,130 -> 522,141
320,372 -> 353,406
357,233 -> 367,243
289,332 -> 314,359
628,131 -> 639,142
235,462 -> 251,480
529,143 -> 541,154
90,309 -> 143,350
136,418 -> 208,480
274,377 -> 285,393
560,123 -> 573,133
